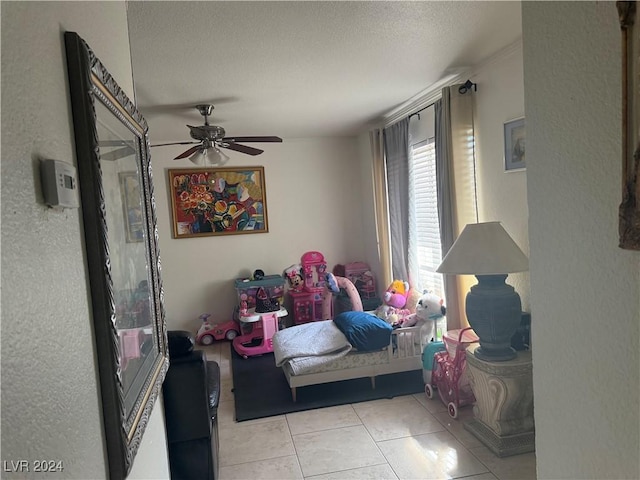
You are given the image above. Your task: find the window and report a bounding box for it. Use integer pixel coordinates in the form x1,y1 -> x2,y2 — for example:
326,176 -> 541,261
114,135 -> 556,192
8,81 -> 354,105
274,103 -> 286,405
383,91 -> 477,331
408,138 -> 444,298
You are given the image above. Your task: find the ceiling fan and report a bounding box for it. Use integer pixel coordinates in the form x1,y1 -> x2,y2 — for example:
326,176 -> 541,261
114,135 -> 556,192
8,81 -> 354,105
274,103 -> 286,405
151,104 -> 282,165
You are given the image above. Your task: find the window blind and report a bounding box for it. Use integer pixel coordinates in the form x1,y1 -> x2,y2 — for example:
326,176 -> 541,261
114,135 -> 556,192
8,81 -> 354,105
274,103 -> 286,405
408,138 -> 444,298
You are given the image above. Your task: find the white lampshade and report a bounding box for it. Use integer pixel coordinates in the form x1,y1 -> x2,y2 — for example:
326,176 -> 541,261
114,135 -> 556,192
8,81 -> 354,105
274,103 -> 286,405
189,146 -> 230,166
437,222 -> 528,275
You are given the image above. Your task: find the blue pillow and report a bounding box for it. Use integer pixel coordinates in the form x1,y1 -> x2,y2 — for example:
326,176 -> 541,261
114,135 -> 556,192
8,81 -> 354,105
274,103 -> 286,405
333,311 -> 392,352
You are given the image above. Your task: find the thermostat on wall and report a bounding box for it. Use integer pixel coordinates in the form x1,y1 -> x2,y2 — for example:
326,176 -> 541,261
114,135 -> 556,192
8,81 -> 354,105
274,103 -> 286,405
40,159 -> 79,209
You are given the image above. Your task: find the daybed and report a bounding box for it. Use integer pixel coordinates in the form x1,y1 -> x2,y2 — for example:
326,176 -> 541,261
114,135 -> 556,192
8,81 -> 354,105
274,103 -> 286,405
272,313 -> 424,402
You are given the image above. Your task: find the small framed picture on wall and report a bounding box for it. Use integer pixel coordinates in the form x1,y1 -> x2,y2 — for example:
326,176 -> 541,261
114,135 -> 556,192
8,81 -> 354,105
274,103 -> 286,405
504,117 -> 525,172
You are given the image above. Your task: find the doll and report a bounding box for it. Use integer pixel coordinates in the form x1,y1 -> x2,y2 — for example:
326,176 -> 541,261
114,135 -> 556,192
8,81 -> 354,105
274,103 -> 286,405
283,264 -> 304,292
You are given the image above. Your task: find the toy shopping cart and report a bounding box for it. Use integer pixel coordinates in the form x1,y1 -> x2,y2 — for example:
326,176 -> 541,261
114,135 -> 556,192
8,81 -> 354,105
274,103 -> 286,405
425,327 -> 479,418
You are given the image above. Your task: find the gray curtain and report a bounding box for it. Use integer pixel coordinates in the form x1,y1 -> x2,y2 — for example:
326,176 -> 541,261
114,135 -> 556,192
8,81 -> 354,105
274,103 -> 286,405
435,90 -> 460,326
383,117 -> 410,282
435,84 -> 478,329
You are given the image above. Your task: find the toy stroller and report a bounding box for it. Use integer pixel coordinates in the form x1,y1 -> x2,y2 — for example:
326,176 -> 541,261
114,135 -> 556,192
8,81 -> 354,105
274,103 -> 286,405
425,327 -> 479,418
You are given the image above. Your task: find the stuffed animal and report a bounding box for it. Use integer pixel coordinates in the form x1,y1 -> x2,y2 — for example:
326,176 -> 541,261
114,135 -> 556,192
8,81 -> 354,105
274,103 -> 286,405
404,287 -> 422,314
375,280 -> 411,323
389,286 -> 428,328
384,280 -> 410,308
391,312 -> 418,328
414,290 -> 447,344
283,264 -> 304,292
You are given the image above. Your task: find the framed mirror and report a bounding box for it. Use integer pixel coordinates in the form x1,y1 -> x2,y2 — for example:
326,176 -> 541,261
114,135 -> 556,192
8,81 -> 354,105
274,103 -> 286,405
65,32 -> 168,478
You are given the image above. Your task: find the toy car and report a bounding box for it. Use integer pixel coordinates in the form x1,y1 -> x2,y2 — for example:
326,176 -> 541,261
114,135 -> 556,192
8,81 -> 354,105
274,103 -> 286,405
196,314 -> 240,345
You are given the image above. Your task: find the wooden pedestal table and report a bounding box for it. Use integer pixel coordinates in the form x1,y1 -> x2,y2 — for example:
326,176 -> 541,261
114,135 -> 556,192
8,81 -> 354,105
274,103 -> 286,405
464,345 -> 535,457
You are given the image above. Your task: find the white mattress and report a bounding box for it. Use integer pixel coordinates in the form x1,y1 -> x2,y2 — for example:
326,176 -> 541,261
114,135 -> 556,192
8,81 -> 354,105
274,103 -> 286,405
282,330 -> 422,376
283,348 -> 389,375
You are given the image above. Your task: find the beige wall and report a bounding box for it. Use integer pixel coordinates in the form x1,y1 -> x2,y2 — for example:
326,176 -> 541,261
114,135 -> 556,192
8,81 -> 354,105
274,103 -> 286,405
472,41 -> 530,311
150,138 -> 365,331
1,2 -> 169,478
523,2 -> 639,478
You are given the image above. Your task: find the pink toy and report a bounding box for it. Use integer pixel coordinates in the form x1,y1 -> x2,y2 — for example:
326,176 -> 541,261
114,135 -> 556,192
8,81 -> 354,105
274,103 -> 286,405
321,273 -> 363,320
289,251 -> 330,324
384,280 -> 410,308
375,280 -> 411,323
301,251 -> 328,292
196,313 -> 240,345
425,327 -> 479,418
119,328 -> 146,370
239,300 -> 248,316
344,261 -> 377,299
232,306 -> 288,358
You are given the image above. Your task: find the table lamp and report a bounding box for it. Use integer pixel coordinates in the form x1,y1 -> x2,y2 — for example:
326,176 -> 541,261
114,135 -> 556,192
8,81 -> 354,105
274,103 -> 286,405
436,222 -> 528,361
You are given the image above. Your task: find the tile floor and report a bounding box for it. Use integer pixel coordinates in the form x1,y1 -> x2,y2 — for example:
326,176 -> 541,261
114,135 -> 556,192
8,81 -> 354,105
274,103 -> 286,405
200,342 -> 536,480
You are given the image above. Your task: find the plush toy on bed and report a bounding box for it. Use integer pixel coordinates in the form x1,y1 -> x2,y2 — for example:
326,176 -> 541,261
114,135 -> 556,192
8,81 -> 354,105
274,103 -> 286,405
414,290 -> 447,344
375,280 -> 412,324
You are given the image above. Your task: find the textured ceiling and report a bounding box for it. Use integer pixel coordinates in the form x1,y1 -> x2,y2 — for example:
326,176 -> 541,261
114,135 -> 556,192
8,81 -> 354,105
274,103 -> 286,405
127,1 -> 521,143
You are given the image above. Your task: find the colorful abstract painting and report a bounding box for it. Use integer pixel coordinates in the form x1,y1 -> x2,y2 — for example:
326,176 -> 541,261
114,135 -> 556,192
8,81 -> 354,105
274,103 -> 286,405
168,167 -> 268,238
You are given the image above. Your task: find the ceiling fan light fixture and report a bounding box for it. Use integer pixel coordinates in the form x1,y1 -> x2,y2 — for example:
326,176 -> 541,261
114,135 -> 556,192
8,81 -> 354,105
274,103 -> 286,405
189,145 -> 229,166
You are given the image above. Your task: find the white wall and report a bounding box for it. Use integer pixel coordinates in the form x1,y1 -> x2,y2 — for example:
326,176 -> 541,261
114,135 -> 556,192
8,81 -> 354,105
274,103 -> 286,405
471,42 -> 530,310
523,2 -> 639,478
150,137 -> 364,330
127,403 -> 170,480
1,2 -> 169,478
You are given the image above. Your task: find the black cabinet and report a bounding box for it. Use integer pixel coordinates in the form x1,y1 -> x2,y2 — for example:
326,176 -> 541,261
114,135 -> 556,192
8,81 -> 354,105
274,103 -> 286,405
163,331 -> 220,480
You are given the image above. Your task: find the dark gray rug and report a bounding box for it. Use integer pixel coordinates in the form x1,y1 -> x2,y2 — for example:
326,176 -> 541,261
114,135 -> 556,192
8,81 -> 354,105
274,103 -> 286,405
231,350 -> 424,421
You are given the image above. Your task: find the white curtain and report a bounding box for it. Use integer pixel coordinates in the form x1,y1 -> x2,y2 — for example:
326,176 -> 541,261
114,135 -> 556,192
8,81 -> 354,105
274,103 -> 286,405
370,128 -> 392,289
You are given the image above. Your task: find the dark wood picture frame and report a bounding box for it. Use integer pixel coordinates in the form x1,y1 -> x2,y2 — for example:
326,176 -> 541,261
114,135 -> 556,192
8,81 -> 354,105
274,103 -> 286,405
65,32 -> 168,478
618,1 -> 640,250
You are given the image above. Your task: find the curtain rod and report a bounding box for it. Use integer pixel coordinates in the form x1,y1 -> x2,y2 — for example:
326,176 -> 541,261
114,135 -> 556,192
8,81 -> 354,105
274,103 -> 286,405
407,102 -> 435,121
407,79 -> 477,122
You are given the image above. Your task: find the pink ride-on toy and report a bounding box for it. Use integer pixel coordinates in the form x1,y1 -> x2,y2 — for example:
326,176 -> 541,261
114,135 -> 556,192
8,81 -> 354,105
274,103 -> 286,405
232,306 -> 288,358
196,313 -> 240,345
425,327 -> 479,418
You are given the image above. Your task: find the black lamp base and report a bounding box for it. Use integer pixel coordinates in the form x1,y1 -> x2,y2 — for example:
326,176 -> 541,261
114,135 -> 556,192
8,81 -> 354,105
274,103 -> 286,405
466,274 -> 521,362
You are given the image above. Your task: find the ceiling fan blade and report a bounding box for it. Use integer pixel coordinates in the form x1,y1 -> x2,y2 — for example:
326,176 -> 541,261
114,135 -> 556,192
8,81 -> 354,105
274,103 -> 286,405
151,141 -> 200,147
220,142 -> 264,156
174,145 -> 202,160
221,136 -> 282,143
